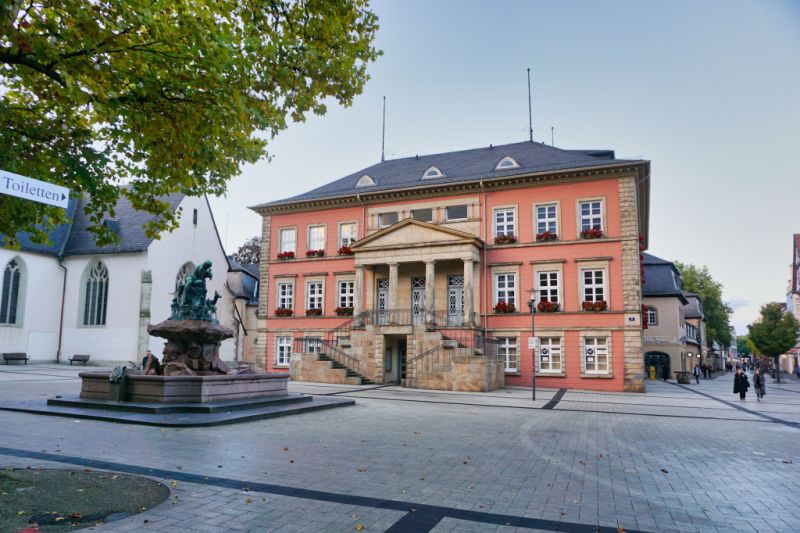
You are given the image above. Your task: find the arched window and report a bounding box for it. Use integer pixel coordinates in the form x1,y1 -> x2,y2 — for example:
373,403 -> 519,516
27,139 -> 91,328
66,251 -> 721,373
495,156 -> 520,170
421,166 -> 444,179
355,175 -> 376,188
83,261 -> 109,326
0,258 -> 22,325
176,262 -> 195,292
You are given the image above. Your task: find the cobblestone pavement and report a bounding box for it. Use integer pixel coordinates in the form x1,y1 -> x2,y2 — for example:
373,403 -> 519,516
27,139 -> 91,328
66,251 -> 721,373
1,364 -> 799,532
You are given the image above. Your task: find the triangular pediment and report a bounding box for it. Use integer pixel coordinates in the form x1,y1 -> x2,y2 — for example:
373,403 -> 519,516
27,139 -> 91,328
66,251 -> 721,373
351,218 -> 482,251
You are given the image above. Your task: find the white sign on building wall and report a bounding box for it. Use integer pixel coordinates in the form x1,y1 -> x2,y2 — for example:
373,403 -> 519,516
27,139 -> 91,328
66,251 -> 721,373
0,169 -> 69,209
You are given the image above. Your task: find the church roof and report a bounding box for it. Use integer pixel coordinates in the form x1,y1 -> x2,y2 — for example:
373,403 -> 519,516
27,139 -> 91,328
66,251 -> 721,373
253,140 -> 639,209
3,190 -> 185,257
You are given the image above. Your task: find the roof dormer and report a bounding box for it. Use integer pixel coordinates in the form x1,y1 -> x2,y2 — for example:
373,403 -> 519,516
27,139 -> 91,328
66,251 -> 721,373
495,156 -> 520,171
355,175 -> 376,188
421,166 -> 444,180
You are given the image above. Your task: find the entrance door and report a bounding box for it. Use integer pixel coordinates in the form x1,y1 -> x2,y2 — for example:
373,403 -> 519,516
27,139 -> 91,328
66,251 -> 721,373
447,275 -> 464,326
377,278 -> 389,325
398,339 -> 407,382
411,277 -> 426,324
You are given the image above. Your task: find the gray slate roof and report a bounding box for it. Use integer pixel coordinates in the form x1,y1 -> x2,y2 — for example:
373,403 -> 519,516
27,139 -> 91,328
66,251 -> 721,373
256,140 -> 636,207
643,253 -> 688,303
683,292 -> 704,319
4,191 -> 184,257
227,256 -> 259,304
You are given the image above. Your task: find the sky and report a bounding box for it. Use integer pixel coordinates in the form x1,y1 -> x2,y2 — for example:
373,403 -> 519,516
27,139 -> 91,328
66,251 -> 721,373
208,0 -> 800,334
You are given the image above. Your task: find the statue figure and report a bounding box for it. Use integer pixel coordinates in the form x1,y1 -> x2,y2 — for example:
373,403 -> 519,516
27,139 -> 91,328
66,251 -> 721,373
169,260 -> 221,322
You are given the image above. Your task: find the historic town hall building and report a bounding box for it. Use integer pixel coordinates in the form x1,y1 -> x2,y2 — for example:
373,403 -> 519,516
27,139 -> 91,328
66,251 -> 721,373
252,140 -> 650,392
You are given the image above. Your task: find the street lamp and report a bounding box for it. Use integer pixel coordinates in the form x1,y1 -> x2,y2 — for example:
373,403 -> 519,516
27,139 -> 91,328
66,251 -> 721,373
527,289 -> 539,401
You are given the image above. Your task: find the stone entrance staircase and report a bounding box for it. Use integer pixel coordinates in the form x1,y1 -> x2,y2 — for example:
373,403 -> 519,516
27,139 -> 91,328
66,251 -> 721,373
317,353 -> 375,385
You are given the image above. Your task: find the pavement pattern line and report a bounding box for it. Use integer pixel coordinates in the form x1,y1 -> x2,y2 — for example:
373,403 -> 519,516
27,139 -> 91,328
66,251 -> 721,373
542,388 -> 567,410
0,446 -> 650,533
670,382 -> 800,429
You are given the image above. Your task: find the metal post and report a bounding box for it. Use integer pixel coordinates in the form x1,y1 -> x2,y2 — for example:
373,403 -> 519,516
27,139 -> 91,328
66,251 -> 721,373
528,292 -> 537,401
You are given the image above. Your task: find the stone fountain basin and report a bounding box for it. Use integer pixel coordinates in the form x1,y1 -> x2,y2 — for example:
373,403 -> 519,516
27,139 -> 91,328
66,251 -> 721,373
79,372 -> 289,403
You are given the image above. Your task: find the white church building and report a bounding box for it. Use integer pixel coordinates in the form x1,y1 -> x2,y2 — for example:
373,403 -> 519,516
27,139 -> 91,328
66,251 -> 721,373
0,192 -> 251,366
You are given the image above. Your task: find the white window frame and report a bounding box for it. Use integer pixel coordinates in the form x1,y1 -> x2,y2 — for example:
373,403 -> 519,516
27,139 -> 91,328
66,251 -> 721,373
421,166 -> 444,179
578,199 -> 604,232
339,222 -> 357,248
493,207 -> 516,237
581,269 -> 606,303
279,228 -> 296,253
338,280 -> 354,308
275,336 -> 292,367
355,174 -> 375,188
445,204 -> 468,222
307,225 -> 326,251
495,156 -> 519,170
537,271 -> 560,305
81,260 -> 109,327
647,306 -> 658,326
276,282 -> 294,309
306,281 -> 324,311
378,212 -> 398,227
535,203 -> 558,235
494,272 -> 516,306
538,337 -> 562,373
499,337 -> 518,372
584,337 -> 609,374
0,257 -> 24,326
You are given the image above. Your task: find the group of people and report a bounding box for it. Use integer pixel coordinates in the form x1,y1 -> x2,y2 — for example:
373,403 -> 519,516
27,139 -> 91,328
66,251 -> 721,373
733,365 -> 767,401
691,363 -> 713,383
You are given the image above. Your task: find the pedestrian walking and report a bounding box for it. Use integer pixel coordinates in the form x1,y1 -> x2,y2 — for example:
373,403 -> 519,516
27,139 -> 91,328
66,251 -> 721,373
794,364 -> 800,380
693,364 -> 701,384
753,367 -> 766,401
702,363 -> 709,379
733,366 -> 749,400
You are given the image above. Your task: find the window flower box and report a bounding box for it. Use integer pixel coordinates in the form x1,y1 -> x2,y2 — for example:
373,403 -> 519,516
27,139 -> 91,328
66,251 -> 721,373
335,306 -> 354,316
580,228 -> 604,239
306,249 -> 325,258
535,231 -> 558,242
277,251 -> 295,260
537,300 -> 560,313
493,233 -> 517,245
493,301 -> 516,314
305,308 -> 323,317
582,300 -> 608,312
337,246 -> 353,256
274,307 -> 293,317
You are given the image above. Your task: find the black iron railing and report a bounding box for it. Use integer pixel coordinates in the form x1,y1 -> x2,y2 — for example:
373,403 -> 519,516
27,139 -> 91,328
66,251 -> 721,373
292,336 -> 361,375
354,308 -> 477,328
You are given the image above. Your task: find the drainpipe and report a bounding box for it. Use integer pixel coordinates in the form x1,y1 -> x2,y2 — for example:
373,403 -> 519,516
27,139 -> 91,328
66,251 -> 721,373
480,181 -> 488,338
56,256 -> 67,364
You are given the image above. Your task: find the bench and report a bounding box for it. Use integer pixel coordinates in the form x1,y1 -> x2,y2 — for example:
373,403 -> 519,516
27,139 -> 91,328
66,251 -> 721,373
2,353 -> 29,365
69,354 -> 91,366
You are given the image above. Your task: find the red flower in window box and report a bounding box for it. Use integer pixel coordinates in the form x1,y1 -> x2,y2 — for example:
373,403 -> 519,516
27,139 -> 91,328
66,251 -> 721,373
493,301 -> 516,314
582,300 -> 608,312
277,251 -> 295,260
493,233 -> 517,245
536,300 -> 560,313
536,231 -> 558,242
338,246 -> 353,256
335,306 -> 354,316
580,228 -> 604,239
305,308 -> 323,317
306,249 -> 325,258
274,307 -> 293,317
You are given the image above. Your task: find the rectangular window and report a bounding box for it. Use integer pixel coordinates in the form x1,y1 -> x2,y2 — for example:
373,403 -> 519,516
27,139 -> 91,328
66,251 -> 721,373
499,337 -> 518,372
494,273 -> 516,305
582,269 -> 605,303
279,228 -> 296,253
579,200 -> 603,231
306,336 -> 323,355
536,204 -> 557,234
538,337 -> 562,373
339,223 -> 357,248
494,208 -> 515,237
275,337 -> 292,366
537,271 -> 559,305
410,208 -> 433,222
338,280 -> 354,308
277,282 -> 293,309
445,205 -> 468,221
378,212 -> 398,227
647,307 -> 658,326
584,337 -> 609,374
308,225 -> 325,251
306,281 -> 323,310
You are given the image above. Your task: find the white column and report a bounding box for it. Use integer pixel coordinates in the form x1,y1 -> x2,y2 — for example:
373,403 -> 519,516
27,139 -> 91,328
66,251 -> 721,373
425,260 -> 436,324
353,264 -> 364,323
388,262 -> 399,313
463,258 -> 474,326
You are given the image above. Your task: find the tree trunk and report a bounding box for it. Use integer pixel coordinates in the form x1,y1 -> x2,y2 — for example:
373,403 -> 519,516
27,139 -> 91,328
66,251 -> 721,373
774,355 -> 781,383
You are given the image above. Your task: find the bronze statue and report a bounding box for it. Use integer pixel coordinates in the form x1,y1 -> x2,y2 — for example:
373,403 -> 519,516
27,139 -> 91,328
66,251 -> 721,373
170,260 -> 221,322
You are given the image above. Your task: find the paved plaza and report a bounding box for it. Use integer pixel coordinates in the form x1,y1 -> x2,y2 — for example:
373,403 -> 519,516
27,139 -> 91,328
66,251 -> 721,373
2,365 -> 800,532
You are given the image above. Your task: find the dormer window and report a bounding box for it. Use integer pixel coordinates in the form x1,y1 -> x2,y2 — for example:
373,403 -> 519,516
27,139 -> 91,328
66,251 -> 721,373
421,166 -> 444,180
495,156 -> 520,171
355,175 -> 376,188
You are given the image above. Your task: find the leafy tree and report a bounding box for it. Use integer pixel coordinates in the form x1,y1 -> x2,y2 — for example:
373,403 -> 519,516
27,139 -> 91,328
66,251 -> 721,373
232,236 -> 260,265
748,302 -> 800,383
736,335 -> 754,357
1,0 -> 380,246
675,261 -> 733,349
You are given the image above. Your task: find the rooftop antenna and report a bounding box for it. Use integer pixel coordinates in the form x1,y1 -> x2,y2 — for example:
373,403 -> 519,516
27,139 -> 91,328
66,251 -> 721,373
527,68 -> 533,142
381,96 -> 386,162
551,126 -> 554,146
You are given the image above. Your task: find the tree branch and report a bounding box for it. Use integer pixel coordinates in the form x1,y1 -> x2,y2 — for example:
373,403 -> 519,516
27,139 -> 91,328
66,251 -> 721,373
0,48 -> 66,86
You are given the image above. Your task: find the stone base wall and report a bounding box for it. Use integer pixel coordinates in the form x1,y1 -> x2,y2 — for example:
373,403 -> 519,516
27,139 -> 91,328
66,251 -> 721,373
409,354 -> 504,392
289,354 -> 362,386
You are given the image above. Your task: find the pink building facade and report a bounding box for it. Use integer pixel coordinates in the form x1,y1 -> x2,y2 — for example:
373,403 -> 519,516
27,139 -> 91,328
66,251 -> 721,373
252,141 -> 650,392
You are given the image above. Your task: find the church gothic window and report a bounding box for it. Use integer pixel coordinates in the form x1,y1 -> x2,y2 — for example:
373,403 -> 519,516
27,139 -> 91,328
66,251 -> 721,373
83,261 -> 109,326
0,258 -> 22,325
